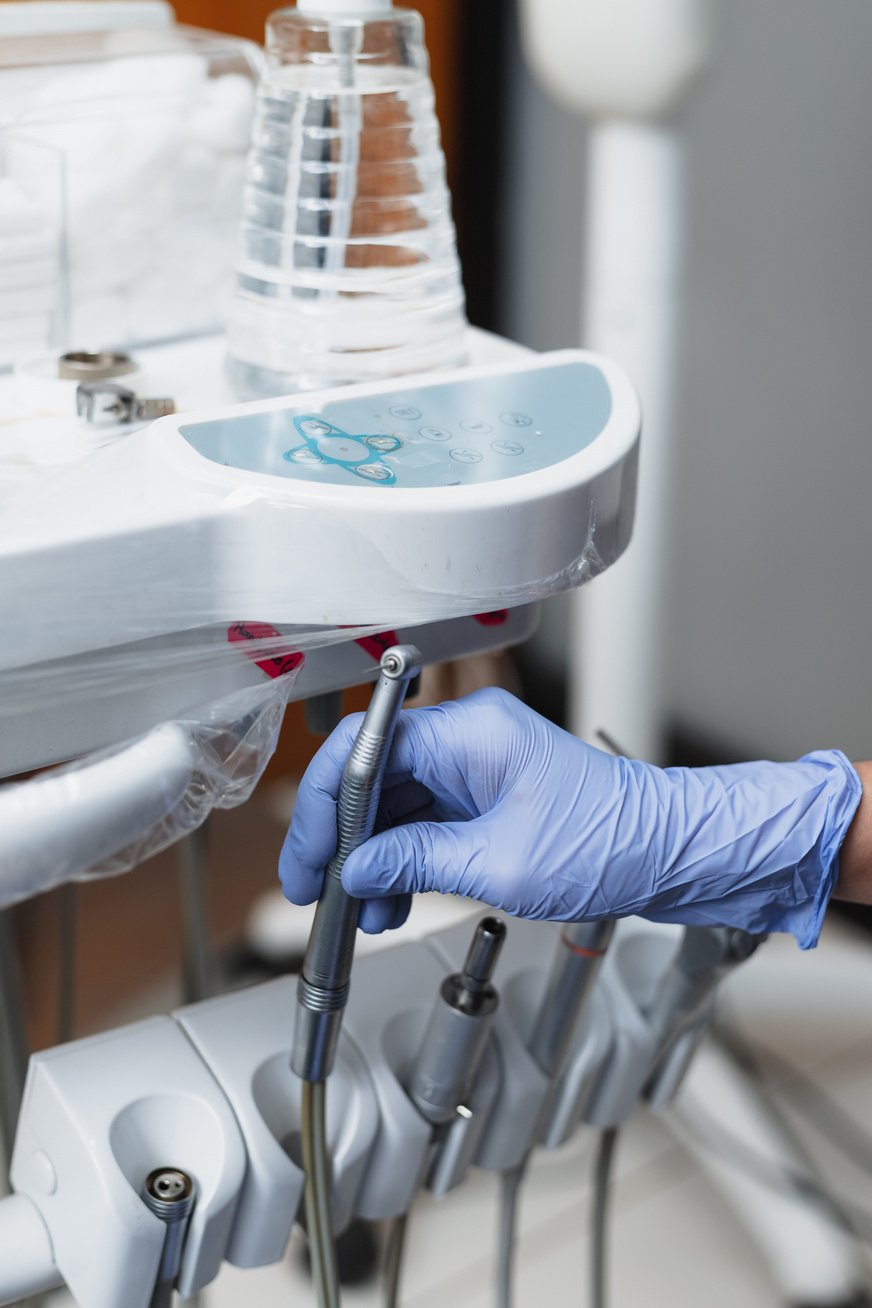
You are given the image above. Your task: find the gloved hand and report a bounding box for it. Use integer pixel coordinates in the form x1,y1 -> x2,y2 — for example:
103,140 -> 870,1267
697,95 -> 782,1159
280,688 -> 862,948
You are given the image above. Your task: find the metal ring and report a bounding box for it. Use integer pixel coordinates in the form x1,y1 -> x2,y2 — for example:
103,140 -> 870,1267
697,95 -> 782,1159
58,350 -> 137,382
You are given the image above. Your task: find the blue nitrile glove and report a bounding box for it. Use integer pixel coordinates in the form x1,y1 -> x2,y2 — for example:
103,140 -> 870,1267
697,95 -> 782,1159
279,688 -> 862,948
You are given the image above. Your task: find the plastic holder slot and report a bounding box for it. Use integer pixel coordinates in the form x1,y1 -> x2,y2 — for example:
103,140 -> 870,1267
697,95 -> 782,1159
340,940 -> 452,1219
9,1016 -> 247,1308
176,976 -> 379,1266
580,923 -> 714,1128
530,988 -> 612,1152
426,918 -> 555,1172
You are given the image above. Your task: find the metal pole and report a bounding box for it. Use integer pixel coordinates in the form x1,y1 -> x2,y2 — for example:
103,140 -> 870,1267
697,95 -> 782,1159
0,909 -> 29,1170
177,824 -> 215,1005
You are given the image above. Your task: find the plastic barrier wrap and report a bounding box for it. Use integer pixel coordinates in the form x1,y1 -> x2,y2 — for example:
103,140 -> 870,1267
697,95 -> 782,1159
0,676 -> 298,909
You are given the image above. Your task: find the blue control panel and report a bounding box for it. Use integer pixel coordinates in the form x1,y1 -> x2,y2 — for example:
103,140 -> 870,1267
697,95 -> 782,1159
179,361 -> 612,489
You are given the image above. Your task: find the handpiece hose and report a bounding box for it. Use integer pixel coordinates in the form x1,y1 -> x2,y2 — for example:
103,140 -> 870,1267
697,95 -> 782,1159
292,643 -> 422,1085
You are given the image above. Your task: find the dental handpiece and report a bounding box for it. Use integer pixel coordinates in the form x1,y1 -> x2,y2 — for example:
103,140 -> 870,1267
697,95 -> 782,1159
528,920 -> 615,1080
407,916 -> 507,1125
292,644 -> 423,1084
644,925 -> 765,1070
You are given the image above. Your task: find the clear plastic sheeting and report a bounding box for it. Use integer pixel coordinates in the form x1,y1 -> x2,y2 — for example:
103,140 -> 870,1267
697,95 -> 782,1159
0,675 -> 298,910
0,619 -> 392,780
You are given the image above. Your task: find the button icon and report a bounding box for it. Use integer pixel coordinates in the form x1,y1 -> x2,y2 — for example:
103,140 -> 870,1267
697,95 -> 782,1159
460,419 -> 492,435
366,435 -> 402,453
491,439 -> 524,456
500,411 -> 532,428
419,425 -> 451,442
389,404 -> 422,421
316,436 -> 368,463
298,418 -> 332,437
285,447 -> 323,465
354,463 -> 395,482
450,447 -> 483,464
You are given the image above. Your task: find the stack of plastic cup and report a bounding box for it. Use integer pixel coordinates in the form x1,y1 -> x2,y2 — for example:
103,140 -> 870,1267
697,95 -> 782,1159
225,0 -> 468,398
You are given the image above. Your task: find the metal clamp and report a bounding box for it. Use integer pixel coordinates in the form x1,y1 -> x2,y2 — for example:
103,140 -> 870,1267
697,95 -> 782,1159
76,382 -> 175,427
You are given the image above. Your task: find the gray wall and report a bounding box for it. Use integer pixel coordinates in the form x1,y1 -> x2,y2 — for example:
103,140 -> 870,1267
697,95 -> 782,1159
502,0 -> 872,761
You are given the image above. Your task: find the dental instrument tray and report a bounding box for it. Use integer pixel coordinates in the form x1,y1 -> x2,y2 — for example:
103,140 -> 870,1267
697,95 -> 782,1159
1,350 -> 638,642
0,349 -> 639,777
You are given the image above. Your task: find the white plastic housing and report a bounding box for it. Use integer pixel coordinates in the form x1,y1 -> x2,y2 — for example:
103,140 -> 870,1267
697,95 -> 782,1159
0,350 -> 639,673
0,1196 -> 60,1304
518,0 -> 717,118
10,1018 -> 247,1308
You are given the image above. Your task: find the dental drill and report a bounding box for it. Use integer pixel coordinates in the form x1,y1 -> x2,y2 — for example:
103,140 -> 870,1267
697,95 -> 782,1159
529,921 -> 616,1082
643,925 -> 765,1099
292,644 -> 422,1308
383,917 -> 508,1308
407,916 -> 507,1127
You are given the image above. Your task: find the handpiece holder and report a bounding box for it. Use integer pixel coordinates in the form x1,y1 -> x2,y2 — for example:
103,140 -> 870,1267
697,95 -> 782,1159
583,924 -> 766,1128
292,645 -> 423,1084
4,919 -> 770,1307
643,925 -> 765,1105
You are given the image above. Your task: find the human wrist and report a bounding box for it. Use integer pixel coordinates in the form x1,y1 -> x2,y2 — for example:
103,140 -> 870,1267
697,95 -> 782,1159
833,758 -> 872,906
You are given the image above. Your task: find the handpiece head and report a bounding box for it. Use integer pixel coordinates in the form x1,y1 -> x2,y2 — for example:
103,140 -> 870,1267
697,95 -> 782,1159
379,644 -> 423,681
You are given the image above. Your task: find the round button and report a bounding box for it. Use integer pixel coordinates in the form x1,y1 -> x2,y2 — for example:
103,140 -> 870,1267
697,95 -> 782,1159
389,404 -> 422,421
32,1151 -> 57,1196
354,463 -> 395,482
366,435 -> 402,453
285,447 -> 323,465
500,411 -> 532,428
298,418 -> 332,437
317,436 -> 367,464
419,425 -> 452,442
460,419 -> 492,435
450,447 -> 483,464
492,439 -> 524,456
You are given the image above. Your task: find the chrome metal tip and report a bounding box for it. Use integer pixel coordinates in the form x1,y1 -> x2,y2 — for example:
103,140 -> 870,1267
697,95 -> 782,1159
379,644 -> 424,680
461,915 -> 507,988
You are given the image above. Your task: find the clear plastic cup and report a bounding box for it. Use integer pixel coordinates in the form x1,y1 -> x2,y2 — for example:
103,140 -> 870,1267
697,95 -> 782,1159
225,4 -> 468,398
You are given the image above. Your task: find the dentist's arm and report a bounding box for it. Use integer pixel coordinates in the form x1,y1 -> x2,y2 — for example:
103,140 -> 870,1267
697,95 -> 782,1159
280,689 -> 864,949
834,760 -> 872,905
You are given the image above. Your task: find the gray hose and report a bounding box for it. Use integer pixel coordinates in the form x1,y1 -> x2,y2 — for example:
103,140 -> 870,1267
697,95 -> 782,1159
383,1211 -> 409,1308
302,1080 -> 340,1308
496,1163 -> 527,1308
591,1128 -> 619,1308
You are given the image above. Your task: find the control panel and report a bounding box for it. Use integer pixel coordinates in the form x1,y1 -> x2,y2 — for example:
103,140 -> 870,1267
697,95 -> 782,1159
179,361 -> 613,489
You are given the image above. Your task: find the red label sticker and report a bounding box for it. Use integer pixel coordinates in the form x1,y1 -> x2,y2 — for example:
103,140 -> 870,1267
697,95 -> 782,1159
353,630 -> 400,662
473,611 -> 509,627
227,622 -> 305,680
